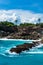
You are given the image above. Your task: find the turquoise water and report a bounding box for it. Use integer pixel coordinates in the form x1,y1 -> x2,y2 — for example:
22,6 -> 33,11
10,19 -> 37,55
0,40 -> 43,65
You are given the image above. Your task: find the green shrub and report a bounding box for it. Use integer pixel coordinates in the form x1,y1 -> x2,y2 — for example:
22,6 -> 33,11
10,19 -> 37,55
0,21 -> 15,27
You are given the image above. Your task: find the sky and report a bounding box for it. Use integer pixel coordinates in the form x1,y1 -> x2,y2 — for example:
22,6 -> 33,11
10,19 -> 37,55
0,0 -> 43,13
0,0 -> 43,24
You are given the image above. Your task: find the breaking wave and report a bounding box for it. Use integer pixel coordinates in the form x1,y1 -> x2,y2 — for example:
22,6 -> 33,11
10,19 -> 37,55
0,43 -> 43,57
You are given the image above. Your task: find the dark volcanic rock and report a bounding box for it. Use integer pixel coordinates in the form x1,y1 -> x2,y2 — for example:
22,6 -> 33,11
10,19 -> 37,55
10,42 -> 38,54
10,48 -> 22,53
16,43 -> 35,49
0,25 -> 18,33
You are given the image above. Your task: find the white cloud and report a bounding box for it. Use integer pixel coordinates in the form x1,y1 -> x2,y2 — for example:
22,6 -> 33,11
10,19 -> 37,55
0,9 -> 43,24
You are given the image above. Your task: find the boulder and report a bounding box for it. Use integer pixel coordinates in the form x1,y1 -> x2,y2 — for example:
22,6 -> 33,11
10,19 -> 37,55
10,48 -> 22,53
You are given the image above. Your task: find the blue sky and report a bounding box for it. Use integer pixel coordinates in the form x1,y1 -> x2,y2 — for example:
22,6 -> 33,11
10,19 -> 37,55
0,0 -> 43,13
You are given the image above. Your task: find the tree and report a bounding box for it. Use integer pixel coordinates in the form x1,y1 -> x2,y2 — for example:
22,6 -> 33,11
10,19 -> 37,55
38,18 -> 41,24
15,19 -> 18,25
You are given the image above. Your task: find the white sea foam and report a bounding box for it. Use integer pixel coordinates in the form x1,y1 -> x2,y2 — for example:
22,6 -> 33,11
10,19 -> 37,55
0,53 -> 7,56
26,52 -> 43,54
0,46 -> 5,49
36,44 -> 43,48
13,46 -> 16,48
0,38 -> 41,42
5,49 -> 18,55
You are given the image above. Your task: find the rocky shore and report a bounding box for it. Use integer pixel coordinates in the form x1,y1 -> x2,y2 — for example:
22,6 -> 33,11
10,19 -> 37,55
0,22 -> 43,54
0,25 -> 43,40
0,22 -> 43,40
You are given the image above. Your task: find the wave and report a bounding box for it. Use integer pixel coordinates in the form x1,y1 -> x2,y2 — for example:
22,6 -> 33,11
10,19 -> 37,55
1,50 -> 43,57
36,44 -> 43,48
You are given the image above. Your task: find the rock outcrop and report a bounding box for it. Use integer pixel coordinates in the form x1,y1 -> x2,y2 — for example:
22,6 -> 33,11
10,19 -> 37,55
0,25 -> 43,39
10,42 -> 39,54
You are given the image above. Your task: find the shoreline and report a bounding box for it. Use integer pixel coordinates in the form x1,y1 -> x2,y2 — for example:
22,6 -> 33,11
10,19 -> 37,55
0,38 -> 41,42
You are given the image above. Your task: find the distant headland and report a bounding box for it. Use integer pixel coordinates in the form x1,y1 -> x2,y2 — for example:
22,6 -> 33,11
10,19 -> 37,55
0,21 -> 43,40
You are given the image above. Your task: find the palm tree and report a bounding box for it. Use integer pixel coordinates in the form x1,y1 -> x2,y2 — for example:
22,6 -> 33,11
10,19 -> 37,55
38,18 -> 41,24
14,16 -> 21,25
15,19 -> 18,25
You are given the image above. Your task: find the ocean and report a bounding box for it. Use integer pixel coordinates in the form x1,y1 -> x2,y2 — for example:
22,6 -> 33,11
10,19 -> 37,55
0,39 -> 43,65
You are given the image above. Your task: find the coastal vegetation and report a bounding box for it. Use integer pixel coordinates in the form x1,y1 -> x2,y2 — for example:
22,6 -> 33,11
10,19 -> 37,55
0,21 -> 15,27
20,23 -> 35,27
36,23 -> 43,27
0,21 -> 43,27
